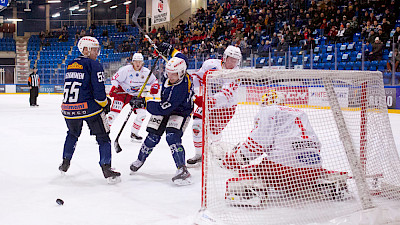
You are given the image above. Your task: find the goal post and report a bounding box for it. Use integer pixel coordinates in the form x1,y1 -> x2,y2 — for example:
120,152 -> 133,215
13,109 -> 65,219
196,69 -> 400,225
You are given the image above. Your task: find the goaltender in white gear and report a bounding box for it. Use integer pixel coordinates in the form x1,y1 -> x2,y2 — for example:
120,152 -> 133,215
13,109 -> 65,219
222,90 -> 350,206
188,45 -> 242,165
108,53 -> 158,142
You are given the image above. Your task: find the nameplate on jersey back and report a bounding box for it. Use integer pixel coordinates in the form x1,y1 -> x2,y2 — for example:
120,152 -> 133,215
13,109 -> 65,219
67,62 -> 83,70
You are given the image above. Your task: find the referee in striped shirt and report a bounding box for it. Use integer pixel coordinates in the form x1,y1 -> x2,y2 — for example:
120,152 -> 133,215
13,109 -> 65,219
28,67 -> 40,107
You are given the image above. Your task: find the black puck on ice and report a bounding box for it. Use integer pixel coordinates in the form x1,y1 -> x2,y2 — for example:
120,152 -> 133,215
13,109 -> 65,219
56,198 -> 64,205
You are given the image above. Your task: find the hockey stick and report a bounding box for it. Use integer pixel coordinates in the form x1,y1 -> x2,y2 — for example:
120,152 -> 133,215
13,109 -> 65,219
114,56 -> 161,153
132,7 -> 168,62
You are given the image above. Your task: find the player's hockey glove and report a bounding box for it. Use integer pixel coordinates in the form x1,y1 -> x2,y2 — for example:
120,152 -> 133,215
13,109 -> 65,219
129,96 -> 146,109
150,83 -> 160,95
158,42 -> 174,56
109,86 -> 118,98
194,95 -> 203,107
104,97 -> 111,114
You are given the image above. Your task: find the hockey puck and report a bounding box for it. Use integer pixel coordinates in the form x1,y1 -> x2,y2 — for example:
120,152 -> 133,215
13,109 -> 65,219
56,198 -> 64,205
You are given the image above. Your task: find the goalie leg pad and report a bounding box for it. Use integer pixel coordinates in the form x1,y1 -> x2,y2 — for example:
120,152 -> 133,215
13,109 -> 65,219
316,172 -> 350,201
225,176 -> 268,207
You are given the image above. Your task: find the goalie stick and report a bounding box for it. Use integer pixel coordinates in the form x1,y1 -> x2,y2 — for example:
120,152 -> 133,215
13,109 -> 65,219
114,56 -> 161,153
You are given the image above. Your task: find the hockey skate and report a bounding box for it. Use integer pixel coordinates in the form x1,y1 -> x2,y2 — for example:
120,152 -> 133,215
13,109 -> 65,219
58,158 -> 70,174
187,154 -> 202,166
129,159 -> 144,173
172,165 -> 192,186
130,133 -> 143,142
101,164 -> 121,184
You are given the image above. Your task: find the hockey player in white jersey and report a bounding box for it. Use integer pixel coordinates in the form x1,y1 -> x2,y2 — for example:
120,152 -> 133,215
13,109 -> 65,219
108,53 -> 160,142
187,45 -> 242,165
222,90 -> 349,206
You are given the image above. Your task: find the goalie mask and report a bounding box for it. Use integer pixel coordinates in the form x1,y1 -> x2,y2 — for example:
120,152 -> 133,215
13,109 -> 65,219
165,57 -> 187,82
261,89 -> 284,106
223,45 -> 242,69
78,36 -> 100,57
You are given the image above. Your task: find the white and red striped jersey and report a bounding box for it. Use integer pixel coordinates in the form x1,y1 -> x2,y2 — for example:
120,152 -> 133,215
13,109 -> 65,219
192,59 -> 240,109
111,65 -> 157,96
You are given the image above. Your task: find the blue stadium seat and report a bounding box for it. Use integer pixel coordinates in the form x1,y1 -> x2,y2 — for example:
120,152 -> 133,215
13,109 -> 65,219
338,62 -> 346,70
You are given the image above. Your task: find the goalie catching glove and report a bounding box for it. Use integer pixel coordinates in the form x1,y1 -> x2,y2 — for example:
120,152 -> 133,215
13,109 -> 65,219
129,96 -> 146,109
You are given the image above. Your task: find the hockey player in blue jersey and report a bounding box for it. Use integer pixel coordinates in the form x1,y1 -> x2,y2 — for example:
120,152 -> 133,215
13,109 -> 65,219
129,44 -> 194,185
59,36 -> 121,184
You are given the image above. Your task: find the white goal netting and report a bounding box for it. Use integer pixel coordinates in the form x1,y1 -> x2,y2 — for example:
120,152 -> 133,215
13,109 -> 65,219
196,69 -> 400,225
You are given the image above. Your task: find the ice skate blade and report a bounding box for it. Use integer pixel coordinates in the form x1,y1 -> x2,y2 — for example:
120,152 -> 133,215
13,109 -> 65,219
187,162 -> 201,168
130,138 -> 142,143
173,177 -> 193,186
106,176 -> 121,184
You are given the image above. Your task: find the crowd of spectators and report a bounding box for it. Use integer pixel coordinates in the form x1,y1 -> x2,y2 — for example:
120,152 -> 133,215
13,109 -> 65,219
134,0 -> 399,62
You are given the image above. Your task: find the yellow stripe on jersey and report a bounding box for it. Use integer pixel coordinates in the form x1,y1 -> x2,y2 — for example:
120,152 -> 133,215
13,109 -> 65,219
186,74 -> 191,93
63,109 -> 103,119
171,49 -> 179,57
95,98 -> 108,107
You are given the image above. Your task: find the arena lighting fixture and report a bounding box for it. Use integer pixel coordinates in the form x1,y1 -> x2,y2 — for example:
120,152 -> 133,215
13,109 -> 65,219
52,12 -> 60,17
103,0 -> 112,3
48,0 -> 61,3
7,18 -> 23,22
90,4 -> 98,7
123,1 -> 131,5
69,6 -> 76,10
78,8 -> 85,11
87,0 -> 92,2
110,5 -> 117,9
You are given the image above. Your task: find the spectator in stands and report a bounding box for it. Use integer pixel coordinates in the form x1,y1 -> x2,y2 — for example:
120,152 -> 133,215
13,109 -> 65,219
102,29 -> 108,37
368,37 -> 384,61
344,23 -> 354,42
377,29 -> 389,44
271,32 -> 279,47
381,18 -> 391,34
350,16 -> 359,33
387,49 -> 400,72
336,25 -> 346,43
79,29 -> 86,38
367,30 -> 377,44
277,37 -> 288,56
302,36 -> 314,54
361,21 -> 373,39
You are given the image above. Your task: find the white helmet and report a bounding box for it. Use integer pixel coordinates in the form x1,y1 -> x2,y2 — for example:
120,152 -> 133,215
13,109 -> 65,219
132,53 -> 144,62
78,36 -> 100,56
223,45 -> 242,62
165,57 -> 187,79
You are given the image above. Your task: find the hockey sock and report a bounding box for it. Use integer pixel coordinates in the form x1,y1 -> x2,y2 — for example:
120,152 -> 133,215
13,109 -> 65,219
96,134 -> 112,165
63,133 -> 78,160
138,133 -> 161,162
192,118 -> 202,156
131,108 -> 146,134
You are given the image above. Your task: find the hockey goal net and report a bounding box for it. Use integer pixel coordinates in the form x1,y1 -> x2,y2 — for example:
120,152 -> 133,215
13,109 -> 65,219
196,69 -> 400,225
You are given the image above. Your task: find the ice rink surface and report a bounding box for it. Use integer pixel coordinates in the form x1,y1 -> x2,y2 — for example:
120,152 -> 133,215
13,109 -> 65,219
1,94 -> 400,225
